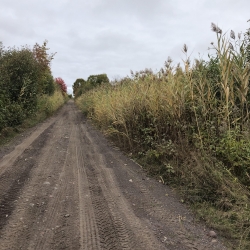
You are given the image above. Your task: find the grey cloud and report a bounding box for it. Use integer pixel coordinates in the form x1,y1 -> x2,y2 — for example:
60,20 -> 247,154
1,0 -> 250,94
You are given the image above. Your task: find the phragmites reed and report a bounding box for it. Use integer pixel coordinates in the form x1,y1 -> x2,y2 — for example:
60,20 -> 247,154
211,22 -> 222,34
76,21 -> 250,249
164,56 -> 173,70
230,30 -> 235,40
183,44 -> 188,53
228,42 -> 234,50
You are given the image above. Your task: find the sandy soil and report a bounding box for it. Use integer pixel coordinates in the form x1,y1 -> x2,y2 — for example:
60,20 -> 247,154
0,100 -> 228,250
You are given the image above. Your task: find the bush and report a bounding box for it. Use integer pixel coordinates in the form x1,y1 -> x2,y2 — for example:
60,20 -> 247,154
215,130 -> 250,186
0,41 -> 61,133
0,46 -> 39,127
0,46 -> 39,105
87,74 -> 109,87
41,72 -> 55,95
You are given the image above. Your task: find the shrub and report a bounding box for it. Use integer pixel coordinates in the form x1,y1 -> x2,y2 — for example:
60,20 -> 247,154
55,77 -> 67,94
87,74 -> 109,87
0,46 -> 40,126
0,41 -> 60,132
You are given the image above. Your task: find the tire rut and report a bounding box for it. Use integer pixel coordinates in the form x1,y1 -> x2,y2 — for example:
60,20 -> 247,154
0,105 -> 76,250
0,123 -> 54,231
77,112 -> 227,250
76,119 -> 165,250
32,127 -> 73,250
74,124 -> 101,250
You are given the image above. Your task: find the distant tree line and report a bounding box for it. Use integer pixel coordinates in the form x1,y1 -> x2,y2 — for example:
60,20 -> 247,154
73,74 -> 109,98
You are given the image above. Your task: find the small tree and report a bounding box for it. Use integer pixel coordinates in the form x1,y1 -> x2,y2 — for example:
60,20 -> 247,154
55,77 -> 67,94
72,74 -> 110,98
33,40 -> 56,95
87,74 -> 109,87
33,40 -> 56,73
73,78 -> 86,98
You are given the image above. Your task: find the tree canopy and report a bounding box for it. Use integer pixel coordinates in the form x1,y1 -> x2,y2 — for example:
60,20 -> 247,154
73,74 -> 109,98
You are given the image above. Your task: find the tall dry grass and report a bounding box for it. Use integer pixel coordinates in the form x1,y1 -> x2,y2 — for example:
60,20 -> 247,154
76,23 -> 250,248
37,89 -> 67,117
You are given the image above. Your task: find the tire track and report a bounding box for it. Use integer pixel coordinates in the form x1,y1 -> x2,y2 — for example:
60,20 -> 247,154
0,104 -> 76,250
75,124 -> 101,250
77,115 -> 227,250
32,126 -> 73,250
30,106 -> 81,250
98,147 -> 207,249
0,116 -> 58,175
77,121 -> 165,250
0,123 -> 54,231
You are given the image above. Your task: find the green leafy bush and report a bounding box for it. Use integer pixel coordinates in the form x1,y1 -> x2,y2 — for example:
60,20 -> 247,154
215,130 -> 250,186
87,74 -> 109,87
73,74 -> 110,98
0,41 -> 60,132
0,47 -> 39,104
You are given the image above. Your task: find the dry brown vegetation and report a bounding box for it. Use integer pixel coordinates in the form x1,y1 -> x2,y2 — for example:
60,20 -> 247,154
76,23 -> 250,249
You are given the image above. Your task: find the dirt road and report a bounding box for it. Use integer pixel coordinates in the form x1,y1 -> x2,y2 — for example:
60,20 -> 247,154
0,101 -> 227,250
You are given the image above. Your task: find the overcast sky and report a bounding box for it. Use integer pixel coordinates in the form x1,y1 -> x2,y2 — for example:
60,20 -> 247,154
1,0 -> 250,94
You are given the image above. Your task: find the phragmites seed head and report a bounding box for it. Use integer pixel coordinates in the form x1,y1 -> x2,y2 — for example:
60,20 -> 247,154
238,32 -> 241,40
167,56 -> 173,64
211,22 -> 222,34
183,44 -> 188,53
165,58 -> 172,69
165,61 -> 169,68
230,30 -> 235,39
229,42 -> 234,50
211,22 -> 217,32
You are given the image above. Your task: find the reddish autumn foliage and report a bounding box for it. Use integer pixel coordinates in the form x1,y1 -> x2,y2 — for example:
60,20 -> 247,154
55,77 -> 67,93
33,40 -> 56,73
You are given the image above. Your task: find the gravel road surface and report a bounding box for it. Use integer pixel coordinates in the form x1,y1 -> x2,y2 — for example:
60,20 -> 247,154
0,101 -> 227,250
